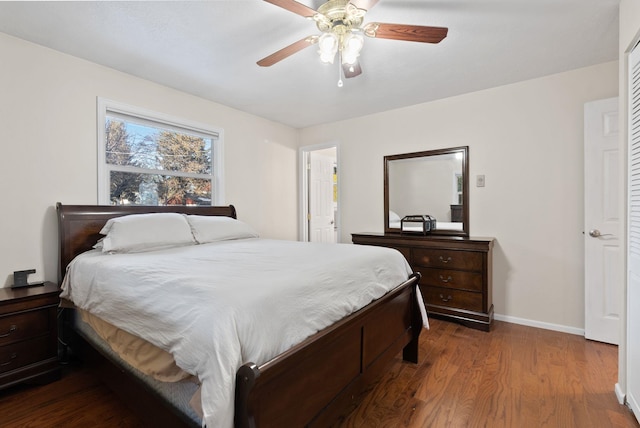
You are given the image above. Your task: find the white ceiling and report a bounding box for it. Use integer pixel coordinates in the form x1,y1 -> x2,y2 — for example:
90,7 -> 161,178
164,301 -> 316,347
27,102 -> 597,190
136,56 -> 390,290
0,0 -> 619,129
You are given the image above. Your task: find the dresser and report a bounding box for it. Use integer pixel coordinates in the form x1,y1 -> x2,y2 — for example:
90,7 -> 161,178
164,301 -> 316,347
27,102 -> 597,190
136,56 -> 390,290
0,282 -> 61,389
352,233 -> 494,331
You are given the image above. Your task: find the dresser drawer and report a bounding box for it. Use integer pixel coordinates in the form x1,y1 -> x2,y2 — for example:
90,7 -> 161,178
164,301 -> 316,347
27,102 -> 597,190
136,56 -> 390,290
412,248 -> 483,271
0,336 -> 55,375
0,309 -> 51,347
416,268 -> 483,292
422,286 -> 483,312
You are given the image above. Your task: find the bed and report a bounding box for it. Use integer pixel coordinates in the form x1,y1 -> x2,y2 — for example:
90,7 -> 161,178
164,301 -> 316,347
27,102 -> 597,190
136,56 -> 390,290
56,203 -> 424,428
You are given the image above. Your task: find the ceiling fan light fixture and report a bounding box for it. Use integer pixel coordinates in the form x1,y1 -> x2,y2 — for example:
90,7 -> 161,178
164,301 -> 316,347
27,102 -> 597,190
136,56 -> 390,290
341,32 -> 364,65
318,33 -> 339,63
259,0 -> 449,85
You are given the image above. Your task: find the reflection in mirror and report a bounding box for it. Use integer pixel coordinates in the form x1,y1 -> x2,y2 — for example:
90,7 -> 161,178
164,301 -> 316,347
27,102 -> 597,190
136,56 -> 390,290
384,146 -> 469,236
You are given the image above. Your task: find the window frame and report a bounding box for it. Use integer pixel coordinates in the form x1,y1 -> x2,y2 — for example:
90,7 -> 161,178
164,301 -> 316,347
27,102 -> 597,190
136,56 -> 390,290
97,98 -> 224,206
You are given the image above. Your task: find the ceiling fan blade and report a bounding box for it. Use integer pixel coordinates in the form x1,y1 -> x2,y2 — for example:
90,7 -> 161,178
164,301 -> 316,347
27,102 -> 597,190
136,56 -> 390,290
364,23 -> 448,43
257,37 -> 317,67
343,61 -> 362,78
264,0 -> 317,18
349,0 -> 380,11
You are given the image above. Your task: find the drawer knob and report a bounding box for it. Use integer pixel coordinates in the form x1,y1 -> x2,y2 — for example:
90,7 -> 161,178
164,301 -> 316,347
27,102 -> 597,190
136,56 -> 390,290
439,256 -> 452,264
439,275 -> 453,283
0,324 -> 17,338
439,294 -> 453,302
1,352 -> 17,367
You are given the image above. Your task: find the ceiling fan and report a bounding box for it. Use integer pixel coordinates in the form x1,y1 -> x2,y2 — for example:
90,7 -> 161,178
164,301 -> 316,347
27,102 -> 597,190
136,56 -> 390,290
257,0 -> 448,86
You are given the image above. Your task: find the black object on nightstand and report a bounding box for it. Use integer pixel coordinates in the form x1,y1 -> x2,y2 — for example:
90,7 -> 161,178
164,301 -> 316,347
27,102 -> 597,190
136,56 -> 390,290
11,269 -> 44,289
0,281 -> 61,390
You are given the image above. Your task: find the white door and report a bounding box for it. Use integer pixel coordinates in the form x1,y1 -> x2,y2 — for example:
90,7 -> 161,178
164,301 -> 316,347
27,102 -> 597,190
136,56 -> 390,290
309,151 -> 336,243
584,97 -> 621,345
626,44 -> 640,419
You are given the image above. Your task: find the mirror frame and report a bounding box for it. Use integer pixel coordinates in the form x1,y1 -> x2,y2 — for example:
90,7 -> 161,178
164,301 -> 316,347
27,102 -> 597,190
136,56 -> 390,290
384,146 -> 469,237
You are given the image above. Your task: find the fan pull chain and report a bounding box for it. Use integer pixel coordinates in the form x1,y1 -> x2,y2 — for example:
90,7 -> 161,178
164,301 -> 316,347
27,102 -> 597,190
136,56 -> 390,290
337,51 -> 344,88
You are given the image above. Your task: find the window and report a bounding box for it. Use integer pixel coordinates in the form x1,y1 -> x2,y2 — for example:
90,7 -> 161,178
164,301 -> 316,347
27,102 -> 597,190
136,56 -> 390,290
455,172 -> 463,204
97,99 -> 223,205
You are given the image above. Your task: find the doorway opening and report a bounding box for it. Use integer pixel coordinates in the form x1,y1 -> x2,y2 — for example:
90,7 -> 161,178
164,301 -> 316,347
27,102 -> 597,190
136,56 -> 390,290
300,144 -> 339,243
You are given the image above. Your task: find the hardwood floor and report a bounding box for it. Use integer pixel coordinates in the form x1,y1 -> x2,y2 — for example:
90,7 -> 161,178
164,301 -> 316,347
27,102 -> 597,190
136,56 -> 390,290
0,318 -> 637,427
338,319 -> 638,428
0,364 -> 142,427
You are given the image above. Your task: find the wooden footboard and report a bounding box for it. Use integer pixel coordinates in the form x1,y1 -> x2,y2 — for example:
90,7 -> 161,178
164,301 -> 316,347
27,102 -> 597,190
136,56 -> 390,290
235,273 -> 422,428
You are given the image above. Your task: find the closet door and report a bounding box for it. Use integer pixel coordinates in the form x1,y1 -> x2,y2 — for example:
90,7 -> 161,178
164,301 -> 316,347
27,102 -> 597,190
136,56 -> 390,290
627,43 -> 640,418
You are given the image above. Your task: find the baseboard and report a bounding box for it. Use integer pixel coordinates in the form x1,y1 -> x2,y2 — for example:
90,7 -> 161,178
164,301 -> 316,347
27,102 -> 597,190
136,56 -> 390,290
627,390 -> 640,421
615,382 -> 626,405
493,313 -> 584,336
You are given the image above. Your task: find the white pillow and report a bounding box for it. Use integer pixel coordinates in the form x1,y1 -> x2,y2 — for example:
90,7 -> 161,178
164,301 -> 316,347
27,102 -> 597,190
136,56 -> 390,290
389,210 -> 401,222
99,213 -> 195,253
186,215 -> 259,244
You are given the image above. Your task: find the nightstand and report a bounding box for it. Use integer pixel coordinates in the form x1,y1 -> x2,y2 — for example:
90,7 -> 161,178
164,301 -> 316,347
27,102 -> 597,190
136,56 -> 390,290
0,281 -> 61,390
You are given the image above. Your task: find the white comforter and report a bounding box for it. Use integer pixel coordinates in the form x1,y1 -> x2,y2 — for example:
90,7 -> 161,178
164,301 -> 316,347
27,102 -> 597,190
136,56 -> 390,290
60,238 -> 419,428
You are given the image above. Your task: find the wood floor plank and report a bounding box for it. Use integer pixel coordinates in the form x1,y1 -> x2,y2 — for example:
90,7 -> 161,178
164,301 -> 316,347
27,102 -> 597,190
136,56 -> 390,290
343,319 -> 638,428
0,366 -> 145,427
0,318 -> 637,428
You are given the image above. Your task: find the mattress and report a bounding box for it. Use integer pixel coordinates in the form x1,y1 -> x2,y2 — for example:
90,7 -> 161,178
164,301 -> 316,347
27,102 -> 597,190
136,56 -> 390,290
79,309 -> 192,383
61,238 -> 420,428
72,309 -> 202,426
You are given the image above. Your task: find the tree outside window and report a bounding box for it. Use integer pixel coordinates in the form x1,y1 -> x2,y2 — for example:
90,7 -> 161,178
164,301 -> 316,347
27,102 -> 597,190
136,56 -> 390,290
98,100 -> 222,206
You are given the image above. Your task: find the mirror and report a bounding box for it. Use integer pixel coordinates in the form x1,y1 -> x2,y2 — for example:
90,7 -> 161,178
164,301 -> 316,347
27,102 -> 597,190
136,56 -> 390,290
384,146 -> 469,236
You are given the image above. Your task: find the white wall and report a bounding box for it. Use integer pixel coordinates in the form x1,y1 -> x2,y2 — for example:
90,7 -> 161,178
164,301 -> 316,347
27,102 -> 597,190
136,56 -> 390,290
300,61 -> 618,331
0,33 -> 299,287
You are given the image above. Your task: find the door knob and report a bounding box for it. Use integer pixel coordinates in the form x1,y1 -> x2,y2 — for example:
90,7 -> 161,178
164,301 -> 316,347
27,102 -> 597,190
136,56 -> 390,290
589,229 -> 613,238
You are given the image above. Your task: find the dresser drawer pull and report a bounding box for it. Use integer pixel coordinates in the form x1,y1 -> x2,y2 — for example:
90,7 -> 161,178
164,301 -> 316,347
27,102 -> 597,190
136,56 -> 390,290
439,275 -> 453,283
0,325 -> 17,338
439,256 -> 452,264
1,353 -> 17,367
439,294 -> 453,302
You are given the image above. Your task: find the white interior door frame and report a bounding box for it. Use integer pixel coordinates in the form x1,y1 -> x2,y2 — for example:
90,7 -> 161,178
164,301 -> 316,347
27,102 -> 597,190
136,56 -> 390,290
299,142 -> 340,242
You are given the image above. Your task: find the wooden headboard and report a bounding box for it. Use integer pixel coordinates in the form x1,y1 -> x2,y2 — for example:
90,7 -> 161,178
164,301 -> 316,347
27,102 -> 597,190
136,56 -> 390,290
56,203 -> 237,284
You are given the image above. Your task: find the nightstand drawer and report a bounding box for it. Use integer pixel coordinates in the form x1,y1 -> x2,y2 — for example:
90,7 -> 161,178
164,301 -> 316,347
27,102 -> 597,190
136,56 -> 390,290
416,268 -> 483,292
422,286 -> 483,312
0,336 -> 55,375
0,309 -> 51,347
412,248 -> 483,271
